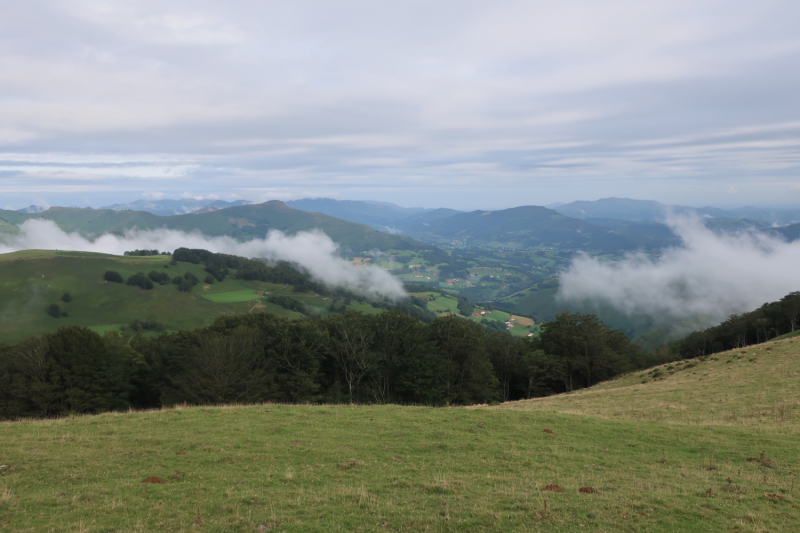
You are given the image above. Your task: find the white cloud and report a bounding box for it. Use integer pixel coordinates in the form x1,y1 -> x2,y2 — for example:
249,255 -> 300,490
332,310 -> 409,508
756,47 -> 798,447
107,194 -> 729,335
558,218 -> 800,326
0,219 -> 406,298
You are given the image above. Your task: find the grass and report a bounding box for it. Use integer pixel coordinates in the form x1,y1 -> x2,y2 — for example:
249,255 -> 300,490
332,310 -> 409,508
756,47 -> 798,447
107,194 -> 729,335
0,251 -> 372,343
202,290 -> 261,303
1,340 -> 798,531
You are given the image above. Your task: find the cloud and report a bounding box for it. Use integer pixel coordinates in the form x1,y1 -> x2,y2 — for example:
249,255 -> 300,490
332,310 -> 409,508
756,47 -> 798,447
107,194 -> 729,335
557,218 -> 800,326
0,219 -> 405,298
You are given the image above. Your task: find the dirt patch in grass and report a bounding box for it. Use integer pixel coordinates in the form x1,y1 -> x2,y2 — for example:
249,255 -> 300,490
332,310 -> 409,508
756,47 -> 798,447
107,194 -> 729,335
765,493 -> 782,501
543,429 -> 555,434
578,487 -> 596,494
338,461 -> 359,470
542,484 -> 564,492
142,477 -> 166,484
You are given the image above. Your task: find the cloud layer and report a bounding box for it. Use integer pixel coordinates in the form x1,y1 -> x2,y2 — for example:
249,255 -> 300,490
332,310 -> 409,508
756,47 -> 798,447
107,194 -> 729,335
558,219 -> 800,326
0,220 -> 405,298
1,1 -> 800,209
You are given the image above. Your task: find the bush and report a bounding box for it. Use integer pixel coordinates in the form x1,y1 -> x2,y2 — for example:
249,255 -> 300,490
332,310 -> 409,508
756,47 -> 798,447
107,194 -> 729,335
46,304 -> 61,318
172,276 -> 183,285
184,272 -> 199,285
61,292 -> 72,303
148,271 -> 170,284
126,272 -> 154,290
177,279 -> 193,293
104,271 -> 123,283
204,275 -> 215,284
130,318 -> 165,333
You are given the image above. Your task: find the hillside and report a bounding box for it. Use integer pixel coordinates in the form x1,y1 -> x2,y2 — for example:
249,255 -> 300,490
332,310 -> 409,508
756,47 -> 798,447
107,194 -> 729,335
497,335 -> 800,427
0,250 -> 398,344
0,201 -> 426,252
0,340 -> 797,531
403,205 -> 664,251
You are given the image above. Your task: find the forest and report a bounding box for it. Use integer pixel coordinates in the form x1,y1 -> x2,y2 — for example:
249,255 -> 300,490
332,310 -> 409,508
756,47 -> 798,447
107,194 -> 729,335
0,309 -> 662,419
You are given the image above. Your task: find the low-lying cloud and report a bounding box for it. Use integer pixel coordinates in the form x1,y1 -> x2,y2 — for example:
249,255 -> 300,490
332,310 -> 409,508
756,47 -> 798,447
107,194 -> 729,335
0,220 -> 405,298
558,218 -> 800,327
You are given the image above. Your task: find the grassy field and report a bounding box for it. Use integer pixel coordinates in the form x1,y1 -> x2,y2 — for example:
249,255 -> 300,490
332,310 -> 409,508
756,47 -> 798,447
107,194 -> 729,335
1,340 -> 797,531
202,291 -> 262,303
0,251 -> 391,343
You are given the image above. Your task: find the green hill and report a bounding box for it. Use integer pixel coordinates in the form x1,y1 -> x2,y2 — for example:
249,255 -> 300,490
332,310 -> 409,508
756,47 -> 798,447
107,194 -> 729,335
0,338 -> 796,531
0,201 -> 426,252
0,250 -> 409,344
403,205 -> 667,251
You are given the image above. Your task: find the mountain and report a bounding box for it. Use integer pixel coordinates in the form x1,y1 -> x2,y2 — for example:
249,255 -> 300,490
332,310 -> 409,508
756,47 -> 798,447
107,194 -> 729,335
403,205 -> 668,251
101,198 -> 251,216
554,197 -> 800,224
0,201 -> 427,252
16,205 -> 47,213
286,198 -> 446,232
765,222 -> 800,242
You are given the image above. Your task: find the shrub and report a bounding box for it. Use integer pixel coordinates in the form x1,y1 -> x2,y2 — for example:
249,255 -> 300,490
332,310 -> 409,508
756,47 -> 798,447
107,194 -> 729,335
126,272 -> 154,290
130,318 -> 165,332
204,275 -> 215,284
172,276 -> 183,285
148,271 -> 171,284
184,272 -> 199,285
104,271 -> 123,283
46,304 -> 61,318
178,279 -> 193,293
61,292 -> 72,303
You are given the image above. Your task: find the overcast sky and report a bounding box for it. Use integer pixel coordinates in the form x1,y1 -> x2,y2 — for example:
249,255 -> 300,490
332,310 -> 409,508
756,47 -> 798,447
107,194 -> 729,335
2,0 -> 800,210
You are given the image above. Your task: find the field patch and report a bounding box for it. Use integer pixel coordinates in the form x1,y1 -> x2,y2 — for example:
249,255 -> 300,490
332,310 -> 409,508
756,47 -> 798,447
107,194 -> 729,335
201,290 -> 261,303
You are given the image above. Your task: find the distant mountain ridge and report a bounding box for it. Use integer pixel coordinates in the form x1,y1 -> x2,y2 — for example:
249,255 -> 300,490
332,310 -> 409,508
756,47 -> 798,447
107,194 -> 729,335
286,198 -> 462,232
403,205 -> 672,251
0,201 -> 427,252
101,198 -> 251,216
554,197 -> 800,224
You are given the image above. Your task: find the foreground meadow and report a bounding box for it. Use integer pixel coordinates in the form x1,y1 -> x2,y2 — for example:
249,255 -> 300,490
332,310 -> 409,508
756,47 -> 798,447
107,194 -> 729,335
1,338 -> 798,532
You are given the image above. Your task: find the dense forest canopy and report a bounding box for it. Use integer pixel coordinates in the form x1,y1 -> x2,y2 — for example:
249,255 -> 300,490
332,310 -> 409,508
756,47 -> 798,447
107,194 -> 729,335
0,309 -> 663,419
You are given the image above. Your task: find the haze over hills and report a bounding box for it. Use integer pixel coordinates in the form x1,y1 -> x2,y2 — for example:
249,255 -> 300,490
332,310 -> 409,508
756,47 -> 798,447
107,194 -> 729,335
0,201 -> 425,252
101,198 -> 252,216
403,205 -> 662,251
286,198 -> 461,233
553,197 -> 800,224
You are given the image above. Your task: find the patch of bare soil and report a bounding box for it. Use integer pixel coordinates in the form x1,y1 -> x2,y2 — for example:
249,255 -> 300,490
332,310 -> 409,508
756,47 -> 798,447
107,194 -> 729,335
543,429 -> 555,434
765,493 -> 783,501
542,484 -> 564,492
578,487 -> 596,494
142,476 -> 167,484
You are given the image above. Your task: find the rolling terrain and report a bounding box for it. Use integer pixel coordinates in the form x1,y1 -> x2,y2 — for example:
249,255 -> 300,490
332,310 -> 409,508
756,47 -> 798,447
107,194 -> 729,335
0,335 -> 796,531
0,250 -> 530,343
0,201 -> 425,252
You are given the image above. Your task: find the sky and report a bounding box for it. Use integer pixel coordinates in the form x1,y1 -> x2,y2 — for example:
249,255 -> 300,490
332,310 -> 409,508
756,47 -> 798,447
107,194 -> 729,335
2,0 -> 800,211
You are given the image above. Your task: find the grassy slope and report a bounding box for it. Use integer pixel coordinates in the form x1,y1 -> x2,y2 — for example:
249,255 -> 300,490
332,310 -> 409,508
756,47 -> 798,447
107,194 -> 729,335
0,201 -> 424,252
498,335 -> 800,428
0,251 -> 304,343
3,338 -> 797,531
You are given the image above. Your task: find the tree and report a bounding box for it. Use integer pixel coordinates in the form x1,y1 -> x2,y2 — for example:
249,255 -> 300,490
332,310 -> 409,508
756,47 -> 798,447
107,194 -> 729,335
127,272 -> 154,290
486,331 -> 523,402
324,313 -> 377,403
46,304 -> 61,318
166,327 -> 272,405
61,292 -> 72,303
104,271 -> 123,283
429,315 -> 498,405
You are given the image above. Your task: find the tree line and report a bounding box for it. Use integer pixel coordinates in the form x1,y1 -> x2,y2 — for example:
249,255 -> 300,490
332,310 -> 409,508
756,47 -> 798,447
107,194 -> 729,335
669,292 -> 800,358
0,310 -> 660,420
